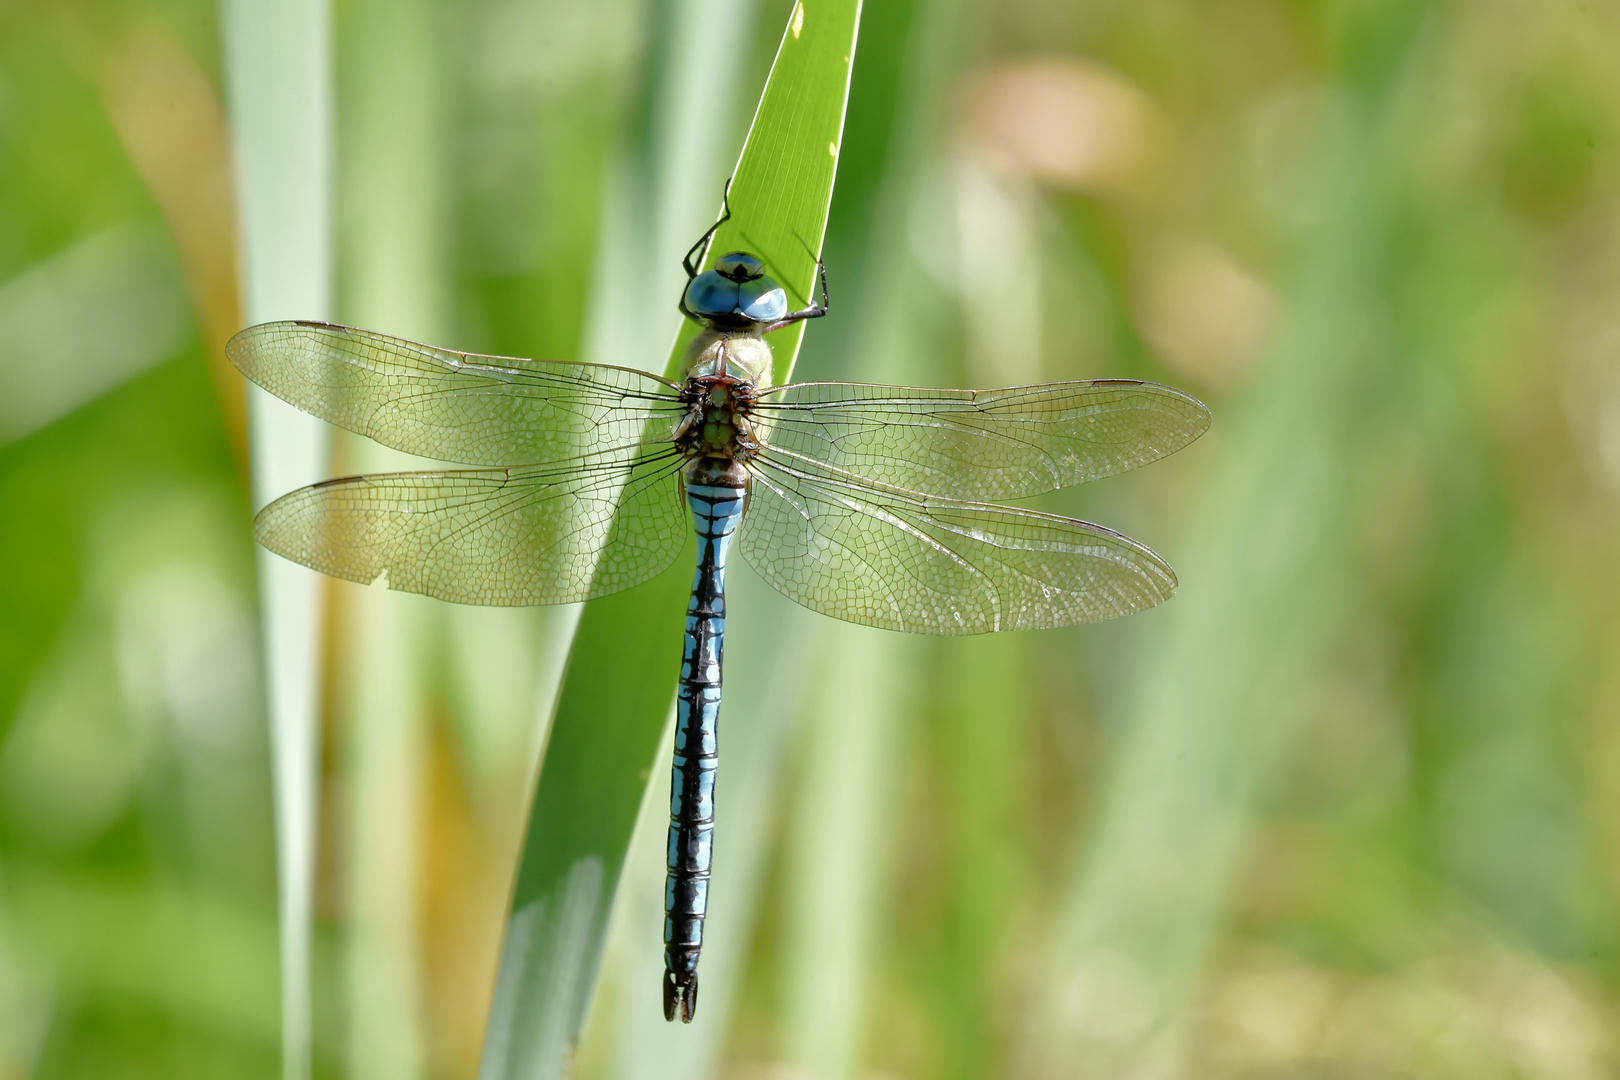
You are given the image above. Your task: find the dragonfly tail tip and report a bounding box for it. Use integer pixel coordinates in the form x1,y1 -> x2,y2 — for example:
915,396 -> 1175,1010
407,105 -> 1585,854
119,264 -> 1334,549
663,968 -> 699,1023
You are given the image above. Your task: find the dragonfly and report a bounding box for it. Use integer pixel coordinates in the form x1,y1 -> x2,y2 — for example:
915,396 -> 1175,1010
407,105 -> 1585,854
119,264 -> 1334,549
227,205 -> 1211,1025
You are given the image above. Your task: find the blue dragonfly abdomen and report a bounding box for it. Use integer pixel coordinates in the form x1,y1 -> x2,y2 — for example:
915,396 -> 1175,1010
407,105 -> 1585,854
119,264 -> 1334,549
663,471 -> 744,1023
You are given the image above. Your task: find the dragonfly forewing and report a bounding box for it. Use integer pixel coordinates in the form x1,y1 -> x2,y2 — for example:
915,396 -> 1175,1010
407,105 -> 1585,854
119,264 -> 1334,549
752,378 -> 1210,502
738,448 -> 1177,635
254,447 -> 690,605
228,321 -> 687,467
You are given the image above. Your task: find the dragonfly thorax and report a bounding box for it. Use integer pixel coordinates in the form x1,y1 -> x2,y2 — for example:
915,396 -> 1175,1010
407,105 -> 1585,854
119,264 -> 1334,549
674,369 -> 762,473
681,325 -> 774,389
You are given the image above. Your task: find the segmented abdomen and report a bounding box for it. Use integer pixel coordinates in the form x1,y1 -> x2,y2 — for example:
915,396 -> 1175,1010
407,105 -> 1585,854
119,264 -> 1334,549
663,478 -> 744,1022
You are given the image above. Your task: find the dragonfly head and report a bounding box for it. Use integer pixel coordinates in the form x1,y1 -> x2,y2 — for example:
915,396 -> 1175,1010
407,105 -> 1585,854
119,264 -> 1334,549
683,251 -> 788,328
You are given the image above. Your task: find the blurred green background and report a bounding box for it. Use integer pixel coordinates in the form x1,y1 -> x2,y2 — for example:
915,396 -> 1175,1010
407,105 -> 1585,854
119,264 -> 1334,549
4,0 -> 1620,1077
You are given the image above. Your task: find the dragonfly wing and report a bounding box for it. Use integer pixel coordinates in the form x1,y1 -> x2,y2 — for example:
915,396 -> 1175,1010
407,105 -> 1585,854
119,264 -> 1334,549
738,449 -> 1177,635
254,448 -> 689,605
753,378 -> 1210,501
228,321 -> 686,466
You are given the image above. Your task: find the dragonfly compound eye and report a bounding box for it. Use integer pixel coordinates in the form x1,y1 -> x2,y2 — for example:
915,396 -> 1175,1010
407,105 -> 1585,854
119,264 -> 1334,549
714,252 -> 766,281
684,271 -> 741,319
738,277 -> 788,323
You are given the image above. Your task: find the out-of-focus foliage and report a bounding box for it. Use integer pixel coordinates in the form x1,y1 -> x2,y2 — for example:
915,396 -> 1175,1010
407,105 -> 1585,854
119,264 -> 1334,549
4,0 -> 1620,1078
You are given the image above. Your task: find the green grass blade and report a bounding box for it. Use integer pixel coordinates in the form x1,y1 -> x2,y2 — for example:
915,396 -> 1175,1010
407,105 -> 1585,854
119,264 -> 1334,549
217,2 -> 334,1078
333,0 -> 448,1073
580,3 -> 923,1066
476,3 -> 862,1077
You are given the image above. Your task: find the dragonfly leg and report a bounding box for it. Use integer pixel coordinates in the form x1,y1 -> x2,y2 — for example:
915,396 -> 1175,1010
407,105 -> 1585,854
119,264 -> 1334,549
764,256 -> 830,331
682,179 -> 735,280
679,181 -> 736,324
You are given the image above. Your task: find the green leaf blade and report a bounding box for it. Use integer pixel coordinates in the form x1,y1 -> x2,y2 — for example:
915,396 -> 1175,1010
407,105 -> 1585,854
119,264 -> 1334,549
476,3 -> 862,1076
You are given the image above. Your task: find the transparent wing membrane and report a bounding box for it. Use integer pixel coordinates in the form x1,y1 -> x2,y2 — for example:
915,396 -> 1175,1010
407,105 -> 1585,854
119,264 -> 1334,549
753,378 -> 1210,501
233,321 -> 1204,623
738,448 -> 1178,635
254,448 -> 689,605
227,321 -> 686,466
